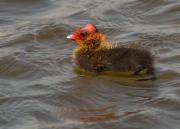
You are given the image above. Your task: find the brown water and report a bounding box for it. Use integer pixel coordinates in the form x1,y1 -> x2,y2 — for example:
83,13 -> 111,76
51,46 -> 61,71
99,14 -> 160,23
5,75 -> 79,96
0,0 -> 180,129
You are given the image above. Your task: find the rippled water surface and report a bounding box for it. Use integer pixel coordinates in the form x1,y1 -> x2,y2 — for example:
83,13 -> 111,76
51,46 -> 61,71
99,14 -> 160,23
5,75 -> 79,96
0,0 -> 180,129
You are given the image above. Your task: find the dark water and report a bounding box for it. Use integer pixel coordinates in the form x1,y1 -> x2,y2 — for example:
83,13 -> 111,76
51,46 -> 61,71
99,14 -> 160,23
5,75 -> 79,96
0,0 -> 180,129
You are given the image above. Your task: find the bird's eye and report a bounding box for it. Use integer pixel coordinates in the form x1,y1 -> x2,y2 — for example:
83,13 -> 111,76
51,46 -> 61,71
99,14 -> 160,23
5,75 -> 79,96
80,31 -> 88,37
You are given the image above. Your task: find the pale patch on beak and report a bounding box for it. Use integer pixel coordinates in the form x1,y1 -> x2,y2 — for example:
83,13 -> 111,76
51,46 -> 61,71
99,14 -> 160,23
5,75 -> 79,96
66,34 -> 76,41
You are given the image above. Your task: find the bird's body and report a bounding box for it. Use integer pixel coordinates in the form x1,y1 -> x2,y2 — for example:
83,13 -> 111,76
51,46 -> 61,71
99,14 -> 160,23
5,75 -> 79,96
73,45 -> 154,73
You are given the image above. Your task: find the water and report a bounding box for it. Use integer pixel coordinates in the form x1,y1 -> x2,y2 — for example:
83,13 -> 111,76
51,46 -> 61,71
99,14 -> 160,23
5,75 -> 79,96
0,0 -> 180,129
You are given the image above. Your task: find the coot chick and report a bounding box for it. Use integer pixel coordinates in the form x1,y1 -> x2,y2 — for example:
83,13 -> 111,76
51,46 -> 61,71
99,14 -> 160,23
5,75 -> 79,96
67,24 -> 156,80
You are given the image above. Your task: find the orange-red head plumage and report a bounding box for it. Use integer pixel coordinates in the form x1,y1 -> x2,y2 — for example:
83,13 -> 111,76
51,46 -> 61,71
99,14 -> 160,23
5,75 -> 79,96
67,23 -> 98,42
67,23 -> 107,48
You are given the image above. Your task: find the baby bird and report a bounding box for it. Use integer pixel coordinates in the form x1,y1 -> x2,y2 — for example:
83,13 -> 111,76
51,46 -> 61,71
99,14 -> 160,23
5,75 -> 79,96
67,23 -> 156,80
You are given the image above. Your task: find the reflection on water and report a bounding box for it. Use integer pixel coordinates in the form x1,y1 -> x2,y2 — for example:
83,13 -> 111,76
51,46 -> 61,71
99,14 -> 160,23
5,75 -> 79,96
0,0 -> 180,129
